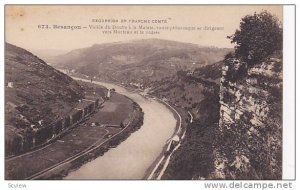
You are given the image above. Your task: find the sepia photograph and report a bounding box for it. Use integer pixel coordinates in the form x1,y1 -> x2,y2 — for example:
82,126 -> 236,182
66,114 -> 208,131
3,4 -> 294,182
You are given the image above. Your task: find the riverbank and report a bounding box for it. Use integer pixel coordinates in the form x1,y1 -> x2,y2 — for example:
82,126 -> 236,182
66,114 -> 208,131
5,81 -> 144,180
70,75 -> 185,179
145,99 -> 188,180
159,83 -> 220,180
38,105 -> 144,180
63,78 -> 177,179
142,99 -> 181,179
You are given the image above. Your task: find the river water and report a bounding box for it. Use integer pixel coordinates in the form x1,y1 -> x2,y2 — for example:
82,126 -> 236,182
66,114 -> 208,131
65,78 -> 177,179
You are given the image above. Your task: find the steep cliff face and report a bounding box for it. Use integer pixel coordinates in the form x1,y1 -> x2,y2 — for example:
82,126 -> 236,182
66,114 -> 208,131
213,51 -> 282,179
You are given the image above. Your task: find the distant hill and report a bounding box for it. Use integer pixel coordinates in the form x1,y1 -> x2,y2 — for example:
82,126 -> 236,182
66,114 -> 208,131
29,49 -> 68,65
52,39 -> 231,86
5,43 -> 84,146
150,60 -> 223,114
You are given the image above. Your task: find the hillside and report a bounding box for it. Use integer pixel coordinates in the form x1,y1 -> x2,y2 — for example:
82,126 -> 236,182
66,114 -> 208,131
5,43 -> 84,156
148,61 -> 222,179
149,61 -> 222,115
52,39 -> 231,86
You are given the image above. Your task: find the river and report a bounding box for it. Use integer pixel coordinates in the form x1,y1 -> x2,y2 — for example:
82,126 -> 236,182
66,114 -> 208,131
65,78 -> 177,179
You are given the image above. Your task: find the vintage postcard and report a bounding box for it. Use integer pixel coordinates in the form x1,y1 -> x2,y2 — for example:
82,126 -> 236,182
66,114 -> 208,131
4,5 -> 292,181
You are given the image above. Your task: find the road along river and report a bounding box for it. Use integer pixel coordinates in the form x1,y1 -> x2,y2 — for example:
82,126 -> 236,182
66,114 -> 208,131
65,78 -> 177,179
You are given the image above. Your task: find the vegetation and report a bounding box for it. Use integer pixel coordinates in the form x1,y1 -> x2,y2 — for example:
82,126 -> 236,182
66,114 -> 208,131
218,11 -> 283,179
162,81 -> 220,179
228,11 -> 282,65
149,61 -> 223,179
225,11 -> 282,81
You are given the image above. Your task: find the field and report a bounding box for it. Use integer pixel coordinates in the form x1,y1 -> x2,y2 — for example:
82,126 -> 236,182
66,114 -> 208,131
5,88 -> 136,180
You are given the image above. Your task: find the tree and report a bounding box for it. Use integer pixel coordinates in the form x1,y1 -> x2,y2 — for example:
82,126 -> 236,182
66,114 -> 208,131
228,11 -> 282,66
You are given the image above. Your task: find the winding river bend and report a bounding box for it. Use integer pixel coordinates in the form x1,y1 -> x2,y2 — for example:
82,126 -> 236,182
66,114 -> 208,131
65,78 -> 177,179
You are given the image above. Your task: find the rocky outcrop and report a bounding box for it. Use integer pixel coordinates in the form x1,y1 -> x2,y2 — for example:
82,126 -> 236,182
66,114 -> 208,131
213,51 -> 282,179
6,99 -> 101,157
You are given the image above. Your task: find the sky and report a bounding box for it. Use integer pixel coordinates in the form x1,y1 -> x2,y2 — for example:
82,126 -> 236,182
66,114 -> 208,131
5,5 -> 282,51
